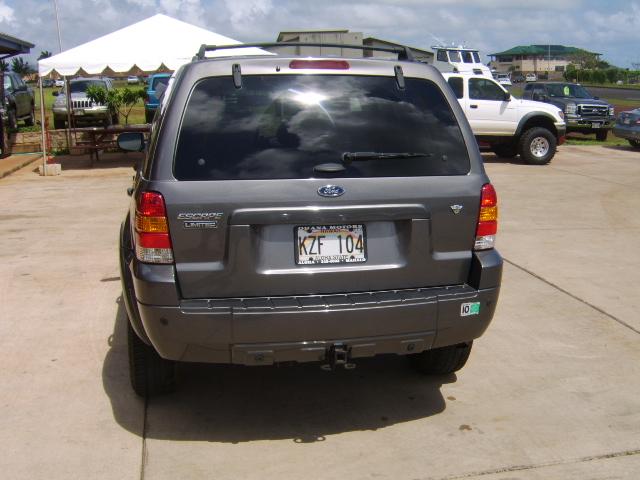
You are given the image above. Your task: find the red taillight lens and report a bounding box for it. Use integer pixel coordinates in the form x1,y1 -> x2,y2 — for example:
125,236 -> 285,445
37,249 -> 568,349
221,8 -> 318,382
134,191 -> 173,264
138,191 -> 167,217
475,183 -> 498,250
289,60 -> 350,70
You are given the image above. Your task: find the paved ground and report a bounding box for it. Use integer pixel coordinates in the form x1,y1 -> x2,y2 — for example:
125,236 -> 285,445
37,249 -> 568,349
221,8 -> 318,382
0,146 -> 639,479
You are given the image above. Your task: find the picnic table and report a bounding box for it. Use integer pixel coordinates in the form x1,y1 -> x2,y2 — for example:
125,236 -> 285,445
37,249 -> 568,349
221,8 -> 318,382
72,124 -> 151,166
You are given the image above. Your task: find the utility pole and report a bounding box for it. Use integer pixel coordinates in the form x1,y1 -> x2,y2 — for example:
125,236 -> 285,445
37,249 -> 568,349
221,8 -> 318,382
51,0 -> 72,150
52,0 -> 62,52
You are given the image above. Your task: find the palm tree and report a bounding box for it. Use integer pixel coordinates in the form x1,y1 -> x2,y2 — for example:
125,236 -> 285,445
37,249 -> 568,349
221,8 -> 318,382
0,60 -> 8,72
38,50 -> 52,60
11,57 -> 33,75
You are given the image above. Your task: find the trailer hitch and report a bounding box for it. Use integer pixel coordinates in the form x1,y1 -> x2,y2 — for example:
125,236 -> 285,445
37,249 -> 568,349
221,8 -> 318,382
321,343 -> 356,371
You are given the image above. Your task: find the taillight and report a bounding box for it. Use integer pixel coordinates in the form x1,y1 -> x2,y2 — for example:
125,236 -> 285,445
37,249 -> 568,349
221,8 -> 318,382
134,191 -> 173,264
474,184 -> 498,250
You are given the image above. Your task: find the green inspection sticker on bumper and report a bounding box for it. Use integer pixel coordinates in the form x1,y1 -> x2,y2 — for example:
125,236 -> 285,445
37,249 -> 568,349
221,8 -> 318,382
460,302 -> 480,316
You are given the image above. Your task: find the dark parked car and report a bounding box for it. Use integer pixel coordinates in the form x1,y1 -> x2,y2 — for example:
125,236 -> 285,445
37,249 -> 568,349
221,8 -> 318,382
522,82 -> 615,140
612,108 -> 640,149
3,72 -> 35,129
117,43 -> 503,396
42,78 -> 55,88
144,73 -> 171,123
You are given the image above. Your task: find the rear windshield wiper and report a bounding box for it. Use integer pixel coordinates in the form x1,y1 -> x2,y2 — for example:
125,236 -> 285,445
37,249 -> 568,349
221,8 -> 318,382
342,151 -> 432,164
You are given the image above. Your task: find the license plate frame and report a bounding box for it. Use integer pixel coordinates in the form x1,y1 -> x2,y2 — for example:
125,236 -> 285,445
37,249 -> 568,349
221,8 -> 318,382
294,224 -> 367,265
591,122 -> 601,129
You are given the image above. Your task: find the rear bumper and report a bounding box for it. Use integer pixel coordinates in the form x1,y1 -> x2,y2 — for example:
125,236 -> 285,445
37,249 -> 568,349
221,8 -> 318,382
124,248 -> 503,365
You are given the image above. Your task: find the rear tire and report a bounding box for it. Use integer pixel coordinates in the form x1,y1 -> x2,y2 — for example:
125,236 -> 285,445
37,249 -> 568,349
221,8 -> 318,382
411,342 -> 473,375
127,319 -> 176,397
7,108 -> 17,130
53,116 -> 66,130
628,139 -> 640,149
518,127 -> 556,165
24,106 -> 35,126
595,130 -> 608,141
492,143 -> 518,158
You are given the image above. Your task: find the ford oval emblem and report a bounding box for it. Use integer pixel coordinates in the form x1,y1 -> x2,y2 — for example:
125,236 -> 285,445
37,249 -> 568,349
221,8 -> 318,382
317,185 -> 345,197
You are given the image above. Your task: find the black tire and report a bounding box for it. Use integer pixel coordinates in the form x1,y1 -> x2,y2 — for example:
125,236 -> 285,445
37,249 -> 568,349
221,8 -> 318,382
411,342 -> 473,375
7,107 -> 17,130
492,143 -> 518,158
595,130 -> 608,141
145,110 -> 154,124
127,319 -> 176,397
629,139 -> 640,149
24,106 -> 35,127
518,127 -> 556,165
53,116 -> 66,130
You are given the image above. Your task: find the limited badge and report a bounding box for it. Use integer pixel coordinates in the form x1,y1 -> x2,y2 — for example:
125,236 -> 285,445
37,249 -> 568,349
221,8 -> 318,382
460,302 -> 480,316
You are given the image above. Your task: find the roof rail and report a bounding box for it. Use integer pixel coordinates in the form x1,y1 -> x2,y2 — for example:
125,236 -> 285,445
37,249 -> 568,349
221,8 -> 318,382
195,42 -> 416,62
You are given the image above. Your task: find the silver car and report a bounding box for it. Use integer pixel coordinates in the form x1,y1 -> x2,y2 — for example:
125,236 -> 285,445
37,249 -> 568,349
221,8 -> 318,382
52,77 -> 118,129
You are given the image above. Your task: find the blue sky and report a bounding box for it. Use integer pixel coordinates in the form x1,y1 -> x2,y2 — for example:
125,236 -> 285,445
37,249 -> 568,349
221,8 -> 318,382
4,0 -> 640,69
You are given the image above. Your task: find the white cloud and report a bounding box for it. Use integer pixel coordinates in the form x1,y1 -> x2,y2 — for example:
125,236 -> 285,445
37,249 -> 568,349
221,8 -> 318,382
0,0 -> 15,22
7,0 -> 640,69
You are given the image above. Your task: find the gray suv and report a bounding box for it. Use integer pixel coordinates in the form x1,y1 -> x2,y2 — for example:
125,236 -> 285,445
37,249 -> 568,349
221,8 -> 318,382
118,43 -> 503,396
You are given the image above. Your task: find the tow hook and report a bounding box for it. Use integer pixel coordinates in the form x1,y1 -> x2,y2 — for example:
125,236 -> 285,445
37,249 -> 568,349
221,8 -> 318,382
321,343 -> 356,371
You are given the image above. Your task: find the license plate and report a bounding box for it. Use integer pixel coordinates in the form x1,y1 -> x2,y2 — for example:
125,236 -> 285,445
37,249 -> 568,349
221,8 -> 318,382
295,224 -> 366,265
592,122 -> 601,129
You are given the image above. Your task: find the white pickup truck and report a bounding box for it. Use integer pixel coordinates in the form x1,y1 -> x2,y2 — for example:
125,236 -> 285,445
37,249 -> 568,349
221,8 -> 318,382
442,73 -> 566,164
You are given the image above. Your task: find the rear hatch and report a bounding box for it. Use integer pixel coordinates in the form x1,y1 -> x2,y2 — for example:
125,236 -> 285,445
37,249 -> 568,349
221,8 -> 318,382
162,71 -> 483,299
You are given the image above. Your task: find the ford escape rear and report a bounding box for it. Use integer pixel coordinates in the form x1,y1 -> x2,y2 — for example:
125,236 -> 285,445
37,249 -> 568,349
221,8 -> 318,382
118,43 -> 503,396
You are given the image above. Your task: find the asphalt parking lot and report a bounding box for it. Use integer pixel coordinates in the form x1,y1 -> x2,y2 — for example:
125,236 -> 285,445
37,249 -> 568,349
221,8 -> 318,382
1,146 -> 639,479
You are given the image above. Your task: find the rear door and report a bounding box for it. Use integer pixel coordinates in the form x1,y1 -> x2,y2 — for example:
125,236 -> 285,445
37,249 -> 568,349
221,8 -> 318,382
161,73 -> 484,299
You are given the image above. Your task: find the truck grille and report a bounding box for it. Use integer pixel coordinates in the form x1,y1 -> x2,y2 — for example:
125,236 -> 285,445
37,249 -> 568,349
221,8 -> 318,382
72,100 -> 95,109
578,104 -> 608,117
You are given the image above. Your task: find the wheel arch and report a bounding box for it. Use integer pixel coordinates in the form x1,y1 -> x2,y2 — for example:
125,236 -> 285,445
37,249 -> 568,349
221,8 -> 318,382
119,213 -> 152,345
515,113 -> 559,139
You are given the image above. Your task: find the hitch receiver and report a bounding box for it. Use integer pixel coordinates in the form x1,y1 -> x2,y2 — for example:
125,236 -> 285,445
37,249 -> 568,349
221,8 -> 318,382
321,343 -> 356,371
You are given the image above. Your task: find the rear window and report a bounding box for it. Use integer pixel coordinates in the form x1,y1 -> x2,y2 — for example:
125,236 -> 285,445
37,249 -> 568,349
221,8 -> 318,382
174,75 -> 469,180
447,77 -> 464,99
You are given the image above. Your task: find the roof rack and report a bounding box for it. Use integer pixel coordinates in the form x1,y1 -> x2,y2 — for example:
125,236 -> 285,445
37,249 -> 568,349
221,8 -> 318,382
195,42 -> 416,62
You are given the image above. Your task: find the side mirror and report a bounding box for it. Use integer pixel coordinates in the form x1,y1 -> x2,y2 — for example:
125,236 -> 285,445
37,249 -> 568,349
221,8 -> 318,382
118,132 -> 145,152
52,91 -> 59,97
504,92 -> 511,101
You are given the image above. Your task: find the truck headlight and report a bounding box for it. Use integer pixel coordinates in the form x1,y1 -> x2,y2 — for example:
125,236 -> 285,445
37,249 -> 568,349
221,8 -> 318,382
565,103 -> 577,115
609,106 -> 615,116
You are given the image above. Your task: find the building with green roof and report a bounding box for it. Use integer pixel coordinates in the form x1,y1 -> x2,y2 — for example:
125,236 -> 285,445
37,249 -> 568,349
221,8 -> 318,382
489,45 -> 600,76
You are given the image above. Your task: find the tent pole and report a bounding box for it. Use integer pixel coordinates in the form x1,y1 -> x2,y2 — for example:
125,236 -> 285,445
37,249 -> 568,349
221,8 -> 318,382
64,76 -> 72,150
39,76 -> 47,175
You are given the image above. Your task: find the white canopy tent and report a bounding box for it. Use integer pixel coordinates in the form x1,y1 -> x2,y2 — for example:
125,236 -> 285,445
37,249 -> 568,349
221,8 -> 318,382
36,14 -> 268,172
38,14 -> 267,76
